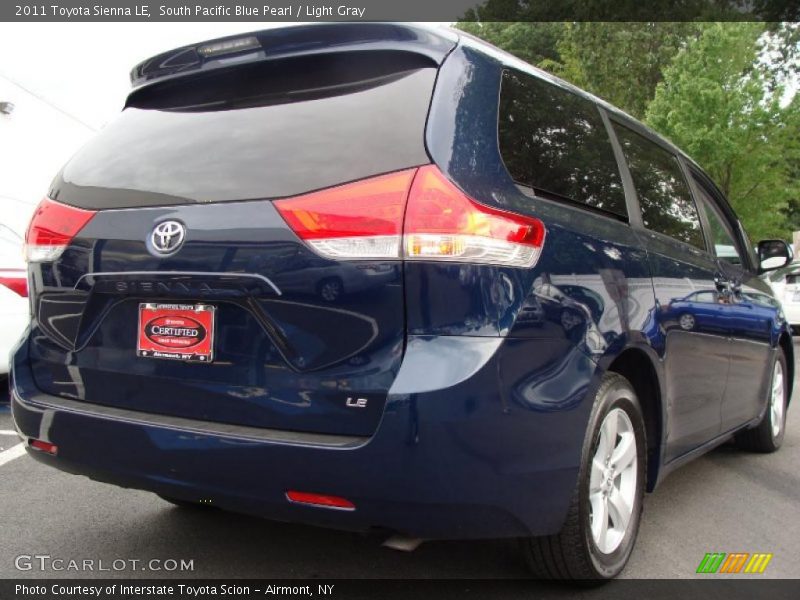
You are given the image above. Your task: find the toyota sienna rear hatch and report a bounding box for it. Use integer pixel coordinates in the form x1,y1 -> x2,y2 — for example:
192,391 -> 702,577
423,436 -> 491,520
25,26 -> 452,437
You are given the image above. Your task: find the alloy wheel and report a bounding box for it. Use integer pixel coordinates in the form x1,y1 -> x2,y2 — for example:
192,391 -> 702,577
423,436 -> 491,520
320,280 -> 342,302
679,313 -> 695,330
771,360 -> 785,439
589,407 -> 638,554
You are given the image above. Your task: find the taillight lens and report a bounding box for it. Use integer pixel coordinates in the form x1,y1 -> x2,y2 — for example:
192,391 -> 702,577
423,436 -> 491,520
24,198 -> 96,263
404,166 -> 545,267
0,269 -> 28,297
275,166 -> 545,268
274,169 -> 417,260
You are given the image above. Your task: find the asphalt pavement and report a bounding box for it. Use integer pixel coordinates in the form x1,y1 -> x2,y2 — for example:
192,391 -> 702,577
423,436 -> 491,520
0,348 -> 798,581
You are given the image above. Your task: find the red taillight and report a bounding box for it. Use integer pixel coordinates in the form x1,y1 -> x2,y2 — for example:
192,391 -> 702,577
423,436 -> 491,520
404,165 -> 545,267
0,269 -> 28,297
275,166 -> 545,267
286,490 -> 355,510
24,198 -> 96,263
274,169 -> 417,259
29,439 -> 58,455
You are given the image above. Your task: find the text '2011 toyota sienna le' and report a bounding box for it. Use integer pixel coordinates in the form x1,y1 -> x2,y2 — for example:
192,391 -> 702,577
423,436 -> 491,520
11,24 -> 794,580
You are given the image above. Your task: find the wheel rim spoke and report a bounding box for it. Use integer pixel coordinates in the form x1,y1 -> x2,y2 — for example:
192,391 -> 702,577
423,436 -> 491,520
610,432 -> 636,471
590,457 -> 605,493
590,492 -> 608,547
598,413 -> 618,459
608,487 -> 631,532
771,362 -> 784,438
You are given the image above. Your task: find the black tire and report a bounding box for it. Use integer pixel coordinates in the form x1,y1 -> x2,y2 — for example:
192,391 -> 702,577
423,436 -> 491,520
158,494 -> 216,510
735,350 -> 788,453
522,372 -> 647,581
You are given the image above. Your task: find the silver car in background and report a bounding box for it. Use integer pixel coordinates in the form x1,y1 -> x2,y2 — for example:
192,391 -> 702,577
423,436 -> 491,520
766,263 -> 800,333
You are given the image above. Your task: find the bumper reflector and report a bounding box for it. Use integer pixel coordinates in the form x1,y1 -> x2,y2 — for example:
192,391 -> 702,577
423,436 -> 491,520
29,439 -> 58,455
286,490 -> 355,511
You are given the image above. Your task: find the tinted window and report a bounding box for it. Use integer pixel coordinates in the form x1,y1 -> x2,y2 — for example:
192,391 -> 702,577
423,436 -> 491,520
743,292 -> 779,308
613,124 -> 704,249
692,178 -> 743,266
55,52 -> 435,209
498,70 -> 627,217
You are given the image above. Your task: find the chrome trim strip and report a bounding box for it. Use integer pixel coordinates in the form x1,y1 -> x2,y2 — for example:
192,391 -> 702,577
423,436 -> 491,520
14,390 -> 366,450
74,271 -> 282,296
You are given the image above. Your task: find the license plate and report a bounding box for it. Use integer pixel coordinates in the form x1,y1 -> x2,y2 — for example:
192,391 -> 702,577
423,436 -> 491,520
137,303 -> 215,362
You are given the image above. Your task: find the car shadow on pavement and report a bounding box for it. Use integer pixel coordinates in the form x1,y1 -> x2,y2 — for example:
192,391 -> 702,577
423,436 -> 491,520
109,504 -> 530,579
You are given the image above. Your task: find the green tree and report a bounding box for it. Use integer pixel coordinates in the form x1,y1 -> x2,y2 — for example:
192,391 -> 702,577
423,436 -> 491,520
556,23 -> 706,119
645,23 -> 800,241
458,0 -> 741,22
455,22 -> 707,120
454,22 -> 565,68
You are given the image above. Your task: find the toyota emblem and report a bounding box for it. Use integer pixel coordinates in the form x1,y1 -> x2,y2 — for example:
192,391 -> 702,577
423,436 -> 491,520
149,220 -> 186,255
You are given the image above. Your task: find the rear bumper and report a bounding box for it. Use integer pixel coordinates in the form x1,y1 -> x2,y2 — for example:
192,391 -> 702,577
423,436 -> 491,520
10,335 -> 595,539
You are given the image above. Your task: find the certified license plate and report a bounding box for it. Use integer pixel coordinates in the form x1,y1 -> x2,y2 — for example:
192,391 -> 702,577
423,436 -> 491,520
137,303 -> 215,362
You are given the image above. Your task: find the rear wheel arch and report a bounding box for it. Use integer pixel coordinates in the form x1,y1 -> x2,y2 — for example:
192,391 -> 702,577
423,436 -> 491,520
604,347 -> 663,492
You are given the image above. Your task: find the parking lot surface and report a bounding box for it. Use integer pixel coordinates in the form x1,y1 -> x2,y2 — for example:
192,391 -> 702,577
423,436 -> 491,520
1,348 -> 798,580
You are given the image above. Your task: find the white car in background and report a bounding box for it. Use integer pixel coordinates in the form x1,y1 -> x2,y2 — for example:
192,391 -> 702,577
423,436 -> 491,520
765,263 -> 800,334
0,224 -> 28,375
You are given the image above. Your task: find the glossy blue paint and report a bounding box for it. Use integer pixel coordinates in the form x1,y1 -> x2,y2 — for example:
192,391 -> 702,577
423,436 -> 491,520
11,24 -> 792,540
27,201 -> 405,437
12,333 -> 594,538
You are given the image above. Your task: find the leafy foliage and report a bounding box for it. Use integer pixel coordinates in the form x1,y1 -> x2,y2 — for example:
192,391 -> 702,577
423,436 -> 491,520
455,22 -> 564,68
645,23 -> 800,240
556,23 -> 706,119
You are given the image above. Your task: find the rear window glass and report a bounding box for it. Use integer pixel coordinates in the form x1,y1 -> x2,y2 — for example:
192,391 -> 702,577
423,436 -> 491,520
613,123 -> 705,250
692,178 -> 743,266
497,69 -> 627,218
54,52 -> 435,209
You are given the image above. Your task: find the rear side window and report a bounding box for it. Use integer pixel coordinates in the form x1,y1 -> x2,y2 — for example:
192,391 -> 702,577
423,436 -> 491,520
692,177 -> 743,266
691,291 -> 717,303
613,124 -> 705,250
55,52 -> 435,209
498,70 -> 627,218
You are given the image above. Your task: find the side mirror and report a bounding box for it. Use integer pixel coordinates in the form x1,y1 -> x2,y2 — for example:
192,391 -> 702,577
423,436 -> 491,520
757,239 -> 793,272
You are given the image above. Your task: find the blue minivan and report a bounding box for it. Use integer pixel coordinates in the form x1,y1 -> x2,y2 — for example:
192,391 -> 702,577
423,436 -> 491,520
10,24 -> 794,580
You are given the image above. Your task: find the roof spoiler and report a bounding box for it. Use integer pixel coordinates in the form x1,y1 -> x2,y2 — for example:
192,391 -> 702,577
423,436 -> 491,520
129,23 -> 458,90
